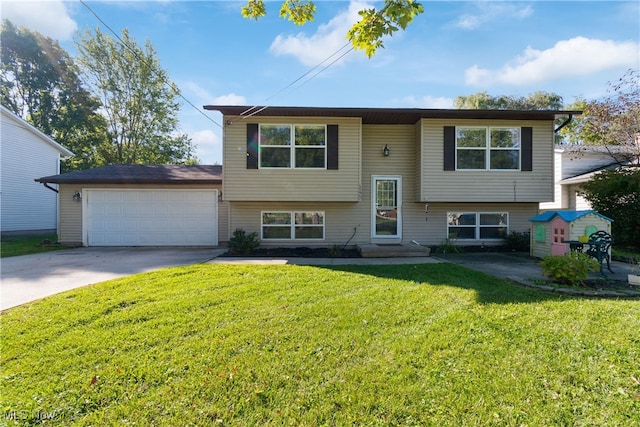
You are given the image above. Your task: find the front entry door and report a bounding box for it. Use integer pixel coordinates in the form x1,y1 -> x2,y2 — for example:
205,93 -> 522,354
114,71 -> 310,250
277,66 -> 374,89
372,176 -> 402,240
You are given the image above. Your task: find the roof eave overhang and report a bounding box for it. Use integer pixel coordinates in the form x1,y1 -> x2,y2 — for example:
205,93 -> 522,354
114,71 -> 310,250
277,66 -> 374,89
35,178 -> 222,185
203,105 -> 582,125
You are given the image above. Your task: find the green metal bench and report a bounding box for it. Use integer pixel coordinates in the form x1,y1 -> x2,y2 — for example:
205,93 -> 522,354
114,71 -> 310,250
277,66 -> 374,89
585,231 -> 614,274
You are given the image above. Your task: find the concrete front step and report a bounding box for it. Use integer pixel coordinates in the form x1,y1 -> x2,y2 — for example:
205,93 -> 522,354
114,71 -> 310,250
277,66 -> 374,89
360,243 -> 431,258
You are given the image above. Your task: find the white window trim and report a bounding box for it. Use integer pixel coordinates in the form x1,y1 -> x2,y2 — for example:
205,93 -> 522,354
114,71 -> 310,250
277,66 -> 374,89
258,124 -> 327,170
261,210 -> 325,240
371,175 -> 402,241
447,211 -> 509,241
455,127 -> 521,171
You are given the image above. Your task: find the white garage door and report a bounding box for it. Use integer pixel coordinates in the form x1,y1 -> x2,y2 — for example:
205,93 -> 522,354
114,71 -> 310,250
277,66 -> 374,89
85,189 -> 217,246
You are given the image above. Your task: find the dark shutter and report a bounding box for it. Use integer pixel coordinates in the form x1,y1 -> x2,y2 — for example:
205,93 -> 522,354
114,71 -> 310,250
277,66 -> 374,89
521,127 -> 532,171
247,123 -> 258,169
443,126 -> 456,171
327,124 -> 339,170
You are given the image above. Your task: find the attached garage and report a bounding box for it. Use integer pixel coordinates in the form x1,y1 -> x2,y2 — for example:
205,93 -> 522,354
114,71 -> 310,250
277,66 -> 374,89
36,165 -> 227,247
85,189 -> 217,246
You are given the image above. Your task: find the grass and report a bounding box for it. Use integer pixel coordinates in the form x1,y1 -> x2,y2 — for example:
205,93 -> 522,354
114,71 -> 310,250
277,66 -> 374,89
613,247 -> 640,264
0,234 -> 71,258
2,263 -> 639,425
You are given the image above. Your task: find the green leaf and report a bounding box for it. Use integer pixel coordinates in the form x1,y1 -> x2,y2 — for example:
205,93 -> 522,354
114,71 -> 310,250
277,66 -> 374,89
279,0 -> 316,25
241,0 -> 266,20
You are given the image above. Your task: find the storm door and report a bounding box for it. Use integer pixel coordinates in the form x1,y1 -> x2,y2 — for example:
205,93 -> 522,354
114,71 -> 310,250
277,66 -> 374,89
372,176 -> 402,239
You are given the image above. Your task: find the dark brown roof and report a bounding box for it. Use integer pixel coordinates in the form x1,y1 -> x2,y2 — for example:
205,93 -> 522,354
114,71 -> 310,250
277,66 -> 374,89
204,105 -> 582,124
36,164 -> 222,184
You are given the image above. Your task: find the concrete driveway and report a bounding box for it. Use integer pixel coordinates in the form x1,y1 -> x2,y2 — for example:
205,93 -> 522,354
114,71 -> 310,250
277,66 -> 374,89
1,247 -> 220,311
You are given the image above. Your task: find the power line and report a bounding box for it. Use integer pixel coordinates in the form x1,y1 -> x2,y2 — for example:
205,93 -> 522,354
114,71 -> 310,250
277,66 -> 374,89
80,0 -> 355,125
78,0 -> 222,129
241,42 -> 355,119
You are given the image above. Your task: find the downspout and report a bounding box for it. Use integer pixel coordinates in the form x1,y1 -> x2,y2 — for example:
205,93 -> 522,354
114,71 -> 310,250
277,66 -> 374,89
40,182 -> 59,193
554,114 -> 574,133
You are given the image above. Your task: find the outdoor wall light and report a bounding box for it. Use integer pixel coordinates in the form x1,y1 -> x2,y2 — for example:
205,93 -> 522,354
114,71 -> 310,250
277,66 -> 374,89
72,191 -> 81,202
383,144 -> 390,157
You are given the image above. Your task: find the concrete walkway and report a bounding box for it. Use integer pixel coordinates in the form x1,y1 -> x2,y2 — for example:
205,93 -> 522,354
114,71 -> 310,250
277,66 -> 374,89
207,256 -> 443,266
3,249 -> 638,310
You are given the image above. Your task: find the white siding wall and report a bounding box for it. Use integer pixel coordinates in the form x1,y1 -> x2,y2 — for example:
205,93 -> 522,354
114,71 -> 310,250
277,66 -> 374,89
1,116 -> 62,233
539,149 -> 564,210
540,148 -> 610,211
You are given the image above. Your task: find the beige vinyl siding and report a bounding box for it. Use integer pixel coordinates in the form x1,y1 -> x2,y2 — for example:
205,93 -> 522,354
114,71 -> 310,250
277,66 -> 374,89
222,116 -> 362,202
415,122 -> 423,202
362,124 -> 417,242
419,119 -> 555,203
230,201 -> 538,248
539,149 -> 563,209
217,200 -> 230,244
403,202 -> 538,247
57,183 -> 225,246
229,202 -> 367,247
59,185 -> 83,244
230,123 -> 538,247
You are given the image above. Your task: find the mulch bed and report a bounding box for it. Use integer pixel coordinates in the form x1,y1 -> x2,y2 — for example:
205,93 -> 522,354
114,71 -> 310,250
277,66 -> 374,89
219,246 -> 362,258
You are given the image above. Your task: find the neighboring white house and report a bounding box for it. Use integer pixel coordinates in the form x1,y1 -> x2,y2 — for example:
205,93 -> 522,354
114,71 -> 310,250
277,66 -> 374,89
539,146 -> 624,211
1,105 -> 73,236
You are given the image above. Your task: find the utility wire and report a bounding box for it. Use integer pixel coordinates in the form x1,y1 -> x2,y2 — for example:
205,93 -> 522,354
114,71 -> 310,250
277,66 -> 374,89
240,42 -> 355,119
81,0 -> 355,125
79,0 -> 222,128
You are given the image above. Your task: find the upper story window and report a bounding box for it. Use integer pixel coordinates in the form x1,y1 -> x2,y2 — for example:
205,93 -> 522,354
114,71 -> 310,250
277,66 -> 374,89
259,124 -> 326,169
456,127 -> 520,170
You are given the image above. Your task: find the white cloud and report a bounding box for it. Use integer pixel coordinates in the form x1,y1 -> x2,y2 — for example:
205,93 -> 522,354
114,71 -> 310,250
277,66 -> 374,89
269,1 -> 373,66
181,81 -> 214,104
213,93 -> 246,105
397,95 -> 454,109
465,37 -> 640,86
456,3 -> 533,30
191,129 -> 221,165
2,0 -> 77,40
181,81 -> 246,106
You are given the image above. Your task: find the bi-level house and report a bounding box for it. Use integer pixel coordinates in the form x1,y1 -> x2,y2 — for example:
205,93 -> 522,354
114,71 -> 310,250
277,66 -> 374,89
205,105 -> 580,251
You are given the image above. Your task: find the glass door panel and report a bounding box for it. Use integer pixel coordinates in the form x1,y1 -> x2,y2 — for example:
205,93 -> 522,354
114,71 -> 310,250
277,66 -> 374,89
373,177 -> 401,239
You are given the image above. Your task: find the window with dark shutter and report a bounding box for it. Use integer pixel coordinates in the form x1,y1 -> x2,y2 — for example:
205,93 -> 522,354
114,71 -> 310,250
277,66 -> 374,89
443,126 -> 456,171
521,127 -> 533,171
327,124 -> 338,170
246,123 -> 258,169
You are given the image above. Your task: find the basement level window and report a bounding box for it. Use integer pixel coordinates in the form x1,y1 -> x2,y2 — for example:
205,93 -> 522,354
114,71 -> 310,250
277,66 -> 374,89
447,212 -> 508,240
261,211 -> 325,240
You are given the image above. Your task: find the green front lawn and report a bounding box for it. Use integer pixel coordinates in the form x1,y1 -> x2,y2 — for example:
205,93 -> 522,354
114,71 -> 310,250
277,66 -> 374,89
0,234 -> 71,258
2,264 -> 639,425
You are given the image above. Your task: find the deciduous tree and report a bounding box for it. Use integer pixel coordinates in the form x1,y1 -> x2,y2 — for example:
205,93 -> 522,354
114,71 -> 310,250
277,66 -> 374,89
564,69 -> 640,166
0,20 -> 107,171
242,0 -> 424,57
454,91 -> 564,110
75,28 -> 196,165
580,168 -> 640,250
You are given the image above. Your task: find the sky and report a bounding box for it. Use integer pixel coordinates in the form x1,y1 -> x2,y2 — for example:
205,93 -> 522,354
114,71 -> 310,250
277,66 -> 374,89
3,0 -> 639,165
